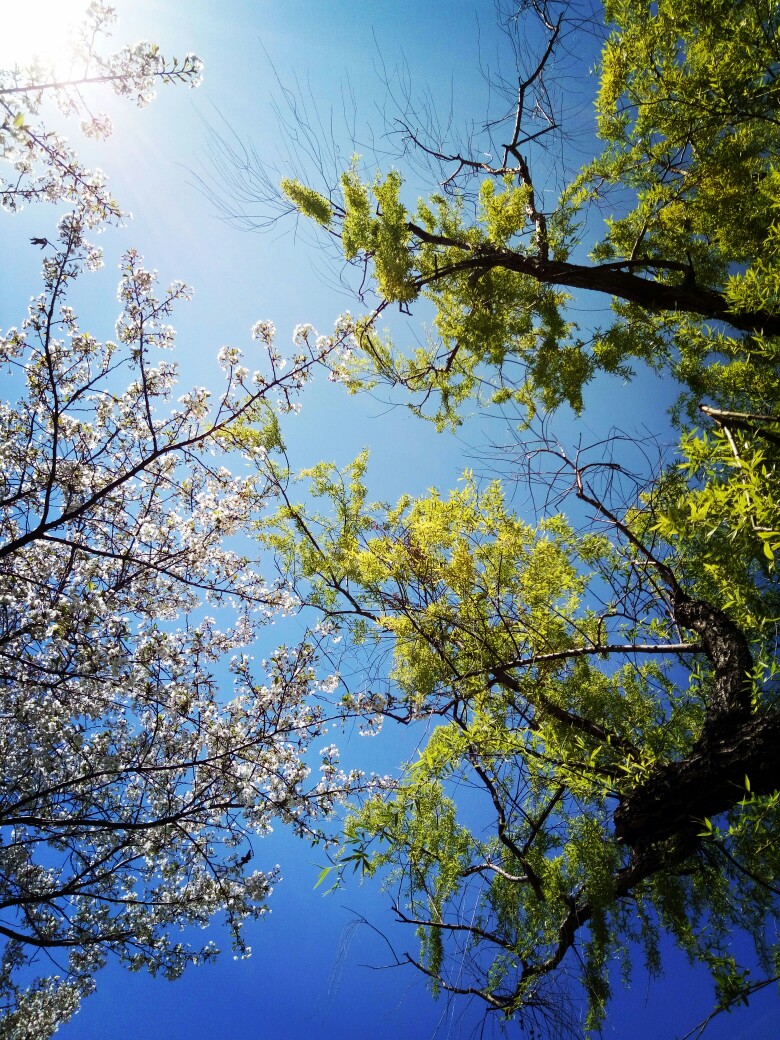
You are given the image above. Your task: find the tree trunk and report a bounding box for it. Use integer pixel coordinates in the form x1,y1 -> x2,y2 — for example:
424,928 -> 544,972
613,590 -> 777,848
613,709 -> 780,846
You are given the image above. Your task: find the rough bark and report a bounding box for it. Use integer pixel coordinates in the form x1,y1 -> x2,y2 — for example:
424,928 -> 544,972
613,590 -> 778,848
614,709 -> 780,845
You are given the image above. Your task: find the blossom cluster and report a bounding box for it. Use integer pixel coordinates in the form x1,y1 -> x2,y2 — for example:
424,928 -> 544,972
0,5 -> 203,226
0,12 -> 383,1035
0,182 -> 360,1040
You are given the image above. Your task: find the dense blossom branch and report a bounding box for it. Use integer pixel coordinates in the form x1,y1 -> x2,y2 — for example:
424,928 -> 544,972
0,16 -> 373,1029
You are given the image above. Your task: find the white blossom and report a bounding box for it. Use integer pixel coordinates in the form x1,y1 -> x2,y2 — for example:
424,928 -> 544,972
0,9 -> 203,227
0,55 -> 364,1037
0,10 -> 385,1034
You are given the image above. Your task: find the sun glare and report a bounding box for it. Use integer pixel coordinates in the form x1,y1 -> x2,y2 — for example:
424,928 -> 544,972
0,0 -> 91,70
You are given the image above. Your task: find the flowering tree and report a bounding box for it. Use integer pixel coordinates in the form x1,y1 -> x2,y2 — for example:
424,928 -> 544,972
0,8 -> 362,1036
0,1 -> 203,224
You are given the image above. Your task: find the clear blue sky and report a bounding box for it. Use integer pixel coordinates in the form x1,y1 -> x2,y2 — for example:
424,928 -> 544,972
2,3 -> 779,1039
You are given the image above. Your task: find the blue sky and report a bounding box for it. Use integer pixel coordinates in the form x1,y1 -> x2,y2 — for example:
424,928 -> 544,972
2,3 -> 780,1039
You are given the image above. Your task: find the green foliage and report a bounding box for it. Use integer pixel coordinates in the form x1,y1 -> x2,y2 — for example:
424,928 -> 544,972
280,0 -> 780,430
578,0 -> 780,412
280,178 -> 333,227
263,465 -> 760,1024
340,167 -> 416,301
211,399 -> 284,454
653,417 -> 780,628
595,0 -> 779,270
275,0 -> 780,1030
480,178 -> 532,245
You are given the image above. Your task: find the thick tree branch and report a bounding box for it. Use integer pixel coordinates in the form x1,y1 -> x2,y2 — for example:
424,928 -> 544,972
405,223 -> 780,334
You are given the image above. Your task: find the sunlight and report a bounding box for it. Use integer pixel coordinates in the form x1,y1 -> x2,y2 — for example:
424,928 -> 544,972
0,0 -> 90,70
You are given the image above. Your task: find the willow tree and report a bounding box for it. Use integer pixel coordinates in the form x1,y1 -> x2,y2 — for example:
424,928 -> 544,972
264,0 -> 780,1033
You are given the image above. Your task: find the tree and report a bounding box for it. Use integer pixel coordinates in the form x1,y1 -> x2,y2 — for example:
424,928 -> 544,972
256,0 -> 780,1033
278,0 -> 780,424
0,11 -> 363,1036
0,2 -> 203,226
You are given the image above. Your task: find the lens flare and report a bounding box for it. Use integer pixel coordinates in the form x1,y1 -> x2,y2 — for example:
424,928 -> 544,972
0,0 -> 91,70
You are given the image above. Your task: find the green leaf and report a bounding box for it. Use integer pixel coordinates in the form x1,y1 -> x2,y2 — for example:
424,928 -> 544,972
313,865 -> 333,890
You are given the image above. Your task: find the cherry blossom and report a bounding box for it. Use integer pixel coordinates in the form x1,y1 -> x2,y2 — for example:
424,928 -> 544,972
0,2 -> 203,225
0,11 -> 362,1036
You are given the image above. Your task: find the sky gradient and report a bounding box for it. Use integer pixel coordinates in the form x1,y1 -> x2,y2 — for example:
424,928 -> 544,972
2,3 -> 779,1039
